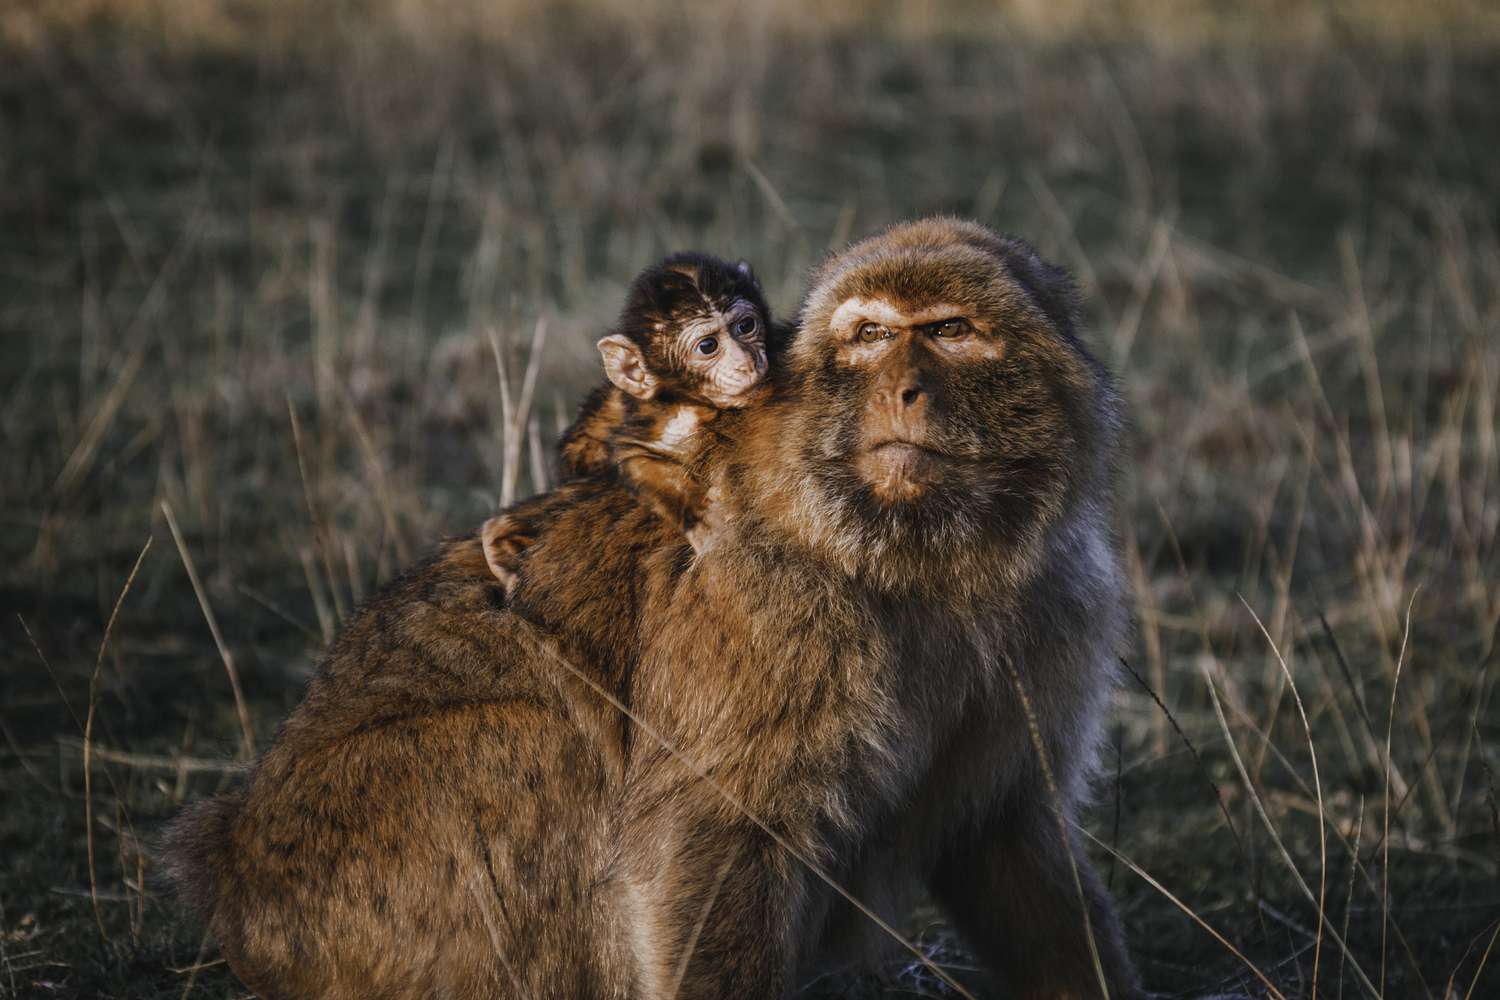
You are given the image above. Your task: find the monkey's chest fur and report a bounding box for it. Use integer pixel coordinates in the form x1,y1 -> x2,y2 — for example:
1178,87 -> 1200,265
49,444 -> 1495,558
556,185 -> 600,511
596,530 -> 1073,989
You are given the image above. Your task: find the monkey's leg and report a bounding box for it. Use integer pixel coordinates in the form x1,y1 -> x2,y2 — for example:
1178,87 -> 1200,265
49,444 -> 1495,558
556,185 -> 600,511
628,822 -> 808,999
931,807 -> 1139,1000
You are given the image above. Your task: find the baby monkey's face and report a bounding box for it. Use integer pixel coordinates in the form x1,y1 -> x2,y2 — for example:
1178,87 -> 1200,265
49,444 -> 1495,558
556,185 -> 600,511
669,297 -> 768,408
597,254 -> 774,411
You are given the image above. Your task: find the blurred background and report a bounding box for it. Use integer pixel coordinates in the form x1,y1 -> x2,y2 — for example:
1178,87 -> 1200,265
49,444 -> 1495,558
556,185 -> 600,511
2,1 -> 1498,996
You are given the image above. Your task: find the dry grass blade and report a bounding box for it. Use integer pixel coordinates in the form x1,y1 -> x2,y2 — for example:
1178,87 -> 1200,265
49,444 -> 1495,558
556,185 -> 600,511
1382,587 -> 1421,995
1450,659 -> 1495,855
488,325 -> 518,505
999,658 -> 1112,998
52,347 -> 146,499
1197,657 -> 1381,998
1120,656 -> 1247,857
527,416 -> 549,495
287,396 -> 346,628
1471,715 -> 1500,870
174,932 -> 212,1000
20,615 -> 86,738
235,583 -> 320,641
82,535 -> 152,943
1214,684 -> 1435,988
57,738 -> 240,774
1338,797 -> 1364,1000
1461,920 -> 1500,1000
466,874 -> 532,1000
508,317 -> 550,502
1240,594 -> 1328,996
1318,611 -> 1374,733
1076,826 -> 1285,999
520,630 -> 978,1000
337,381 -> 410,569
741,156 -> 798,230
161,500 -> 255,759
0,706 -> 55,794
666,849 -> 739,1000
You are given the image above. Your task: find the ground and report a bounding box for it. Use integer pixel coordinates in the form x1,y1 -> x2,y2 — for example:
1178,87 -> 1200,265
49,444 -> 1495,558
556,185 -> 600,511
1,2 -> 1498,997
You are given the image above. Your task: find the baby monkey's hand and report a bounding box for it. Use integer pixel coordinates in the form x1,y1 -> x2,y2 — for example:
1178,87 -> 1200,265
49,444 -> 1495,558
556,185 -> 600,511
683,481 -> 730,556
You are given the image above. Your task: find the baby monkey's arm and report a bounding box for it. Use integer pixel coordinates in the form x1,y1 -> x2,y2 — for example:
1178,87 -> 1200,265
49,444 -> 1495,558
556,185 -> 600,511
484,387 -> 626,593
616,451 -> 706,535
556,385 -> 625,480
481,448 -> 718,595
614,446 -> 726,555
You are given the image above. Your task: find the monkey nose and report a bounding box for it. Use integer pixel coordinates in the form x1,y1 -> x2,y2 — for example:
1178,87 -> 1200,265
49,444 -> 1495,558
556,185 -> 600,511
885,374 -> 925,409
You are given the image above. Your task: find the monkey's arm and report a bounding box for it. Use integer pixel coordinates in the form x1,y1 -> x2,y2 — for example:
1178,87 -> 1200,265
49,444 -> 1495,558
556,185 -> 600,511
622,810 -> 808,997
615,450 -> 713,545
929,791 -> 1140,1000
557,384 -> 626,480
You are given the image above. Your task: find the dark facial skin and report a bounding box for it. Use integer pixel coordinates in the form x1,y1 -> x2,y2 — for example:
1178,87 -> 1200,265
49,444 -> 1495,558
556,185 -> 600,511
163,219 -> 1136,1000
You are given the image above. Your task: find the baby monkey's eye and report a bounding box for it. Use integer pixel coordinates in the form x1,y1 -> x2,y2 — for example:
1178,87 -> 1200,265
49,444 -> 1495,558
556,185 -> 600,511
695,336 -> 720,356
734,316 -> 759,337
930,318 -> 971,338
856,322 -> 890,343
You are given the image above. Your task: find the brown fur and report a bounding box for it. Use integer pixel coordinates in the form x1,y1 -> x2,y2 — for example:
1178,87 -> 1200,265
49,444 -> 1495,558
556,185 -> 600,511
164,217 -> 1137,999
483,253 -> 776,589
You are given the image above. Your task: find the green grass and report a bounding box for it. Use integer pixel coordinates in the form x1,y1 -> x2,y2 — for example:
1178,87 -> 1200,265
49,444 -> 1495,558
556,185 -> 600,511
2,3 -> 1498,997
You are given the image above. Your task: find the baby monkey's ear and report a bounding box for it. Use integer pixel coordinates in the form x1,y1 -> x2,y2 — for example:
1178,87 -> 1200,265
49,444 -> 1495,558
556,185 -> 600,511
598,334 -> 658,400
735,259 -> 761,289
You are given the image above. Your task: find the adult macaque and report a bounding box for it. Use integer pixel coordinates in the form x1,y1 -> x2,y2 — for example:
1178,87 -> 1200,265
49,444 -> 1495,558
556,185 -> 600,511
165,218 -> 1137,999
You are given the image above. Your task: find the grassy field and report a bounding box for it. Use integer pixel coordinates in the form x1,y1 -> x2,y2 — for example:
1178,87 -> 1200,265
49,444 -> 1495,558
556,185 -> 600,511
2,2 -> 1499,996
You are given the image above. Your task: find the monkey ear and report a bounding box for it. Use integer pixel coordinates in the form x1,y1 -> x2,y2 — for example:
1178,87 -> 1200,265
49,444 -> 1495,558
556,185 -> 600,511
597,335 -> 657,401
735,259 -> 761,288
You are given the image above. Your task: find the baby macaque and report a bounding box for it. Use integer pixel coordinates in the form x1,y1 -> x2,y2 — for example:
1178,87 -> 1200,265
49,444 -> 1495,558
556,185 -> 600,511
482,252 -> 772,592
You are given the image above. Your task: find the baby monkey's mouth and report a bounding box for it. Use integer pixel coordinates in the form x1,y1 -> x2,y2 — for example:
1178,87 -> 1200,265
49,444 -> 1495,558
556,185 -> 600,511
707,347 -> 769,408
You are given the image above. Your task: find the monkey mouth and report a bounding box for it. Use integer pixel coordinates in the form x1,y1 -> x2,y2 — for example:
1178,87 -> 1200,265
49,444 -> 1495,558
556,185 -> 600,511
854,440 -> 957,501
708,375 -> 769,409
864,440 -> 958,463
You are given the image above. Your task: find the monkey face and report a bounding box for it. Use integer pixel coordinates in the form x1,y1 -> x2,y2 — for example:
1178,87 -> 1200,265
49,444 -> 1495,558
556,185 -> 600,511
600,253 -> 772,409
672,298 -> 769,408
783,218 -> 1114,563
822,297 -> 1002,505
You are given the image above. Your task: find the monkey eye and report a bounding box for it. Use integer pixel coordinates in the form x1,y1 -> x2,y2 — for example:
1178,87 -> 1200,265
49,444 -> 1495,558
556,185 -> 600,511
734,316 -> 759,337
930,318 -> 971,339
856,322 -> 889,343
695,336 -> 720,356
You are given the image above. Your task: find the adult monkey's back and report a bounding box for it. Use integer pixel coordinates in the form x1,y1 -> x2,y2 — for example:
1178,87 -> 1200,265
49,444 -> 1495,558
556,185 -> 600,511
164,218 -> 1139,999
